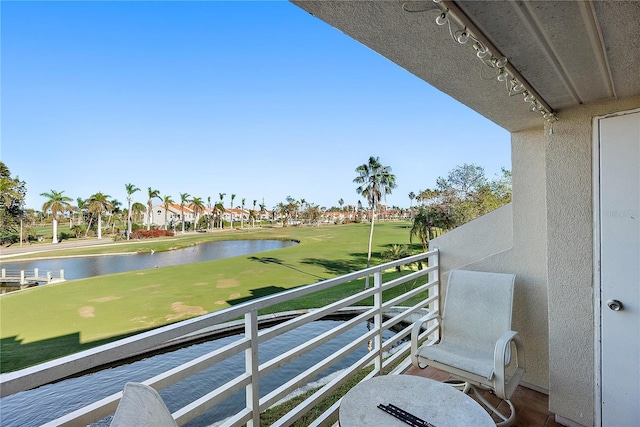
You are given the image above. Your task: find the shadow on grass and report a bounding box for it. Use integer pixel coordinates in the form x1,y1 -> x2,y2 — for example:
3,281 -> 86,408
247,256 -> 326,280
0,331 -> 140,374
226,285 -> 290,306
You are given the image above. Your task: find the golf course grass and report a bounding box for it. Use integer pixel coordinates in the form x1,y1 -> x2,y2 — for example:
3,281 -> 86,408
1,222 -> 422,373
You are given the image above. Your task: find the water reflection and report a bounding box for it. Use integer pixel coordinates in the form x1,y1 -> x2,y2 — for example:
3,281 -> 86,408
0,240 -> 296,280
0,320 -> 391,427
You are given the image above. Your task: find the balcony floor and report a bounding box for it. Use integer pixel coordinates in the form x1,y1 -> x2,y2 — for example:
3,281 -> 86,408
400,365 -> 561,427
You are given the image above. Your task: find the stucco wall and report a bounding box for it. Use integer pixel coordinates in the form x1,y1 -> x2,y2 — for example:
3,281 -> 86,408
431,126 -> 550,392
545,95 -> 640,426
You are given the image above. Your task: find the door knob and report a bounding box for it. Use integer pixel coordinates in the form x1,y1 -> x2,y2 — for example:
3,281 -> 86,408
607,299 -> 623,311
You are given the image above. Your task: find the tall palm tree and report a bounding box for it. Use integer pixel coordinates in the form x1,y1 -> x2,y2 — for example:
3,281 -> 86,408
125,183 -> 140,240
191,196 -> 205,231
40,190 -> 72,244
162,195 -> 174,230
252,199 -> 257,227
240,198 -> 246,228
218,193 -> 226,229
87,192 -> 112,240
354,156 -> 397,288
230,194 -> 236,228
408,191 -> 416,219
179,192 -> 190,233
207,196 -> 213,231
259,202 -> 267,226
147,188 -> 161,230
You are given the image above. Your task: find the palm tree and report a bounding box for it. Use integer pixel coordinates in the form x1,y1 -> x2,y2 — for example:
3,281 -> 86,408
147,188 -> 161,230
191,196 -> 205,231
339,198 -> 344,211
218,193 -> 226,229
230,194 -> 236,228
125,183 -> 140,240
162,195 -> 174,230
354,156 -> 397,288
410,208 -> 432,251
259,202 -> 267,227
131,202 -> 146,225
107,199 -> 122,234
179,192 -> 190,233
76,197 -> 87,225
40,190 -> 72,244
252,199 -> 257,227
214,201 -> 225,228
207,196 -> 213,231
240,198 -> 246,228
408,191 -> 416,219
87,192 -> 112,240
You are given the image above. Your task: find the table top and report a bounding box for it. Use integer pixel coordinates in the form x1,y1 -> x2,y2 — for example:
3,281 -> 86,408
339,375 -> 495,427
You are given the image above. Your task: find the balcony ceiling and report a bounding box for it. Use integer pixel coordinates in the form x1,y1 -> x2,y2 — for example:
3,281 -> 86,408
291,1 -> 640,132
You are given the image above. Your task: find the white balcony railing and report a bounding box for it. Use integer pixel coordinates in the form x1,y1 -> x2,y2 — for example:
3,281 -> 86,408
0,249 -> 440,426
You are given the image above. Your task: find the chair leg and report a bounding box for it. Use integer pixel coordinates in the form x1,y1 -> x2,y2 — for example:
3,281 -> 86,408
466,386 -> 516,427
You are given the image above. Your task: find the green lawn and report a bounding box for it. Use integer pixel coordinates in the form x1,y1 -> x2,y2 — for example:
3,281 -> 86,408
0,222 -> 423,372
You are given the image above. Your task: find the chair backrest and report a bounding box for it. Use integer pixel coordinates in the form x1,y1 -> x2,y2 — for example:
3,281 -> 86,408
110,382 -> 178,427
440,270 -> 515,352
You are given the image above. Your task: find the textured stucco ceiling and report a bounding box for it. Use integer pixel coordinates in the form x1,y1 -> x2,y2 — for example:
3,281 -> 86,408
292,0 -> 640,132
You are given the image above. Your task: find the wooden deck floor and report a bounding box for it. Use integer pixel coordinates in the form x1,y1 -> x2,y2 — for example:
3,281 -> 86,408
403,365 -> 562,427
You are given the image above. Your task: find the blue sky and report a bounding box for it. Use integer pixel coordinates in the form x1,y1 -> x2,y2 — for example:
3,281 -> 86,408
2,1 -> 510,211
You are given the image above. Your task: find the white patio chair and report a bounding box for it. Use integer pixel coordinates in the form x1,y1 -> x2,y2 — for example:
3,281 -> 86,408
110,382 -> 178,427
411,269 -> 525,426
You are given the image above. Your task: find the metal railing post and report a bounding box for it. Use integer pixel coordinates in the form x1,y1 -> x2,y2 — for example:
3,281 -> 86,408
20,271 -> 25,285
245,310 -> 260,427
429,250 -> 440,342
60,269 -> 65,281
374,269 -> 383,374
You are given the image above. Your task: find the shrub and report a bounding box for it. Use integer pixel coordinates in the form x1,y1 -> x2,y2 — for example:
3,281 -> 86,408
130,229 -> 175,239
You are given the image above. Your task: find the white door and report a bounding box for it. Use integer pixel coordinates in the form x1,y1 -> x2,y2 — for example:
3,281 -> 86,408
598,110 -> 640,426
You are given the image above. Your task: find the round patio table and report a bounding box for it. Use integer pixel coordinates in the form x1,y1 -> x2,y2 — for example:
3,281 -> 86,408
339,375 -> 495,427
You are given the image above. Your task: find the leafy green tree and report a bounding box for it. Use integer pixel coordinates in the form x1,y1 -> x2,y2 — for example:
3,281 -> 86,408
40,189 -> 72,244
146,188 -> 161,230
125,183 -> 140,240
191,196 -> 205,231
179,192 -> 190,233
162,195 -> 174,230
87,192 -> 112,240
354,156 -> 397,287
0,163 -> 26,244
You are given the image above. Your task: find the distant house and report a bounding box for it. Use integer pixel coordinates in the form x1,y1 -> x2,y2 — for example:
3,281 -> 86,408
144,203 -> 194,229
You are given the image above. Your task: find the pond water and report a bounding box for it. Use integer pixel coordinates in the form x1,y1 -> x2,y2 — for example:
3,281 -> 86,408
0,240 -> 296,281
0,320 -> 393,427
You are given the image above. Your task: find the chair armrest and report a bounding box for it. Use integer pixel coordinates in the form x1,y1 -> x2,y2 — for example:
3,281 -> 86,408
411,312 -> 440,368
493,330 -> 526,400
